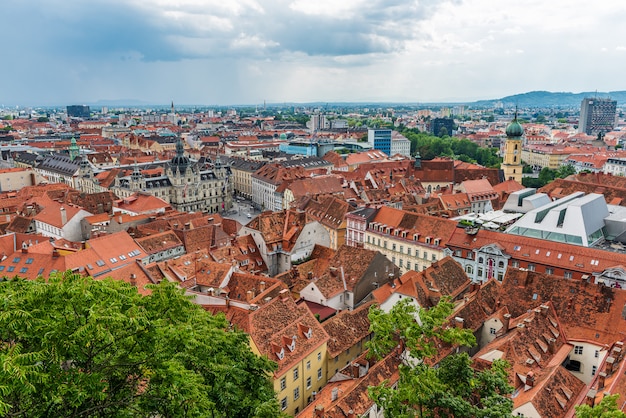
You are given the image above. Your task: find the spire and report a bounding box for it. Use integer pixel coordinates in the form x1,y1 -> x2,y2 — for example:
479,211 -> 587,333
69,136 -> 79,161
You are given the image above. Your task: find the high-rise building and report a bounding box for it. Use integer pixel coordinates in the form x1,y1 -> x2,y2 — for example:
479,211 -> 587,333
431,117 -> 454,137
367,128 -> 392,156
579,97 -> 617,135
66,105 -> 90,118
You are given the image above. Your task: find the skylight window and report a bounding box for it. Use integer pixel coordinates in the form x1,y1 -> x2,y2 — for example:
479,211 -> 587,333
25,258 -> 34,264
96,260 -> 105,267
12,257 -> 20,263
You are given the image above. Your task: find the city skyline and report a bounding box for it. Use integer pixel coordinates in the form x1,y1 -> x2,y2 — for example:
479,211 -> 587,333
3,0 -> 626,106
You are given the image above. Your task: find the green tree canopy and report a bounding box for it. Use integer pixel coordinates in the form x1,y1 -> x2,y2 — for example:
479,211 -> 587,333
367,298 -> 513,418
0,272 -> 282,417
575,394 -> 626,418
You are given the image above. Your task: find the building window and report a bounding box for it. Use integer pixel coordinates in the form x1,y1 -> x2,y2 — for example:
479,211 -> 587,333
306,360 -> 311,370
317,352 -> 321,361
490,327 -> 496,335
528,264 -> 535,271
595,350 -> 599,358
545,267 -> 554,275
511,261 -> 520,268
317,368 -> 322,380
406,262 -> 411,270
407,248 -> 411,256
574,346 -> 583,355
294,387 -> 300,400
564,271 -> 573,279
280,377 -> 286,391
306,376 -> 312,389
281,397 -> 287,411
423,252 -> 428,260
478,268 -> 483,277
293,367 -> 299,381
399,245 -> 403,253
432,254 -> 437,261
592,365 -> 597,376
392,243 -> 396,251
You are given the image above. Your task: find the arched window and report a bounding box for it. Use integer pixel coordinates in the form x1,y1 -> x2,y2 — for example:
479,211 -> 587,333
478,257 -> 484,264
465,265 -> 473,274
498,261 -> 505,268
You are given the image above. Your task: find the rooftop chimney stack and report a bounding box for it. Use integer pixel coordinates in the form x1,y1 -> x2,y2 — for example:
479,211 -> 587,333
502,313 -> 511,332
60,207 -> 67,226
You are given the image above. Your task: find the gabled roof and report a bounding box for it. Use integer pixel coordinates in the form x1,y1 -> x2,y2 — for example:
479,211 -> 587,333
473,302 -> 585,417
323,301 -> 374,358
135,230 -> 183,254
238,294 -> 329,377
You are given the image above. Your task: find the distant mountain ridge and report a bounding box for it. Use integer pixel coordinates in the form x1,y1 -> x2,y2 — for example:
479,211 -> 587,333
474,90 -> 626,107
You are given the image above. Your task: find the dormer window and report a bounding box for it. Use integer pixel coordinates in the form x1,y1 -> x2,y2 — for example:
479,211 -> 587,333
277,348 -> 285,360
305,328 -> 312,339
288,336 -> 297,352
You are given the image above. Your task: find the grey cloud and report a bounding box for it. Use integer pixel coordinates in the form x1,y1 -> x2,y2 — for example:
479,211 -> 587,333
3,0 -> 454,63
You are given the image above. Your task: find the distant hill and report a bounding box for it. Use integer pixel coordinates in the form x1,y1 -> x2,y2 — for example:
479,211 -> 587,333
473,90 -> 626,107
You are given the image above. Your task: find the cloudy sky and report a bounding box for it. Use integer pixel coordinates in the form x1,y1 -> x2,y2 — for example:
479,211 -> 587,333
3,0 -> 626,106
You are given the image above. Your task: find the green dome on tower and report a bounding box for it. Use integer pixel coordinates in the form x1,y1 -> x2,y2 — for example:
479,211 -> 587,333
505,113 -> 524,138
279,133 -> 287,140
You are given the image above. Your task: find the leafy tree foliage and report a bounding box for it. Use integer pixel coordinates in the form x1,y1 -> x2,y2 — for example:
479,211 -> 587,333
397,128 -> 501,168
367,298 -> 513,418
523,164 -> 576,188
575,394 -> 626,418
0,272 -> 282,418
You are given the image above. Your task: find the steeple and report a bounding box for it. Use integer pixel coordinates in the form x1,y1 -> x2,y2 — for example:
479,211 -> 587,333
69,136 -> 79,161
170,137 -> 190,175
502,110 -> 523,183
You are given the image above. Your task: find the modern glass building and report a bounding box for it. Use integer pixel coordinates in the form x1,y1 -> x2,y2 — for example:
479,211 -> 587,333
367,129 -> 392,156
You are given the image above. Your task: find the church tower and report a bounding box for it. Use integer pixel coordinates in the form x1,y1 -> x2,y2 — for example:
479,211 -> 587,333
69,137 -> 80,161
501,111 -> 523,183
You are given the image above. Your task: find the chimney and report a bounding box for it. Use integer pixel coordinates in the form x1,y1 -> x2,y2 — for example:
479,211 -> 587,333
279,288 -> 290,301
52,248 -> 60,258
605,357 -> 615,375
314,405 -> 325,418
118,215 -> 123,223
585,389 -> 597,407
540,304 -> 549,316
60,207 -> 67,226
21,241 -> 28,254
547,337 -> 557,354
502,313 -> 511,332
347,410 -> 356,418
129,273 -> 137,286
612,345 -> 623,362
454,317 -> 464,329
225,296 -> 230,308
331,387 -> 339,401
525,371 -> 535,388
598,371 -> 607,389
246,290 -> 254,302
308,271 -> 313,280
